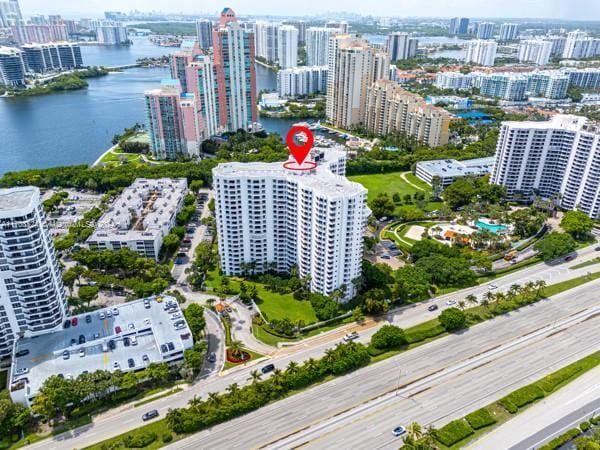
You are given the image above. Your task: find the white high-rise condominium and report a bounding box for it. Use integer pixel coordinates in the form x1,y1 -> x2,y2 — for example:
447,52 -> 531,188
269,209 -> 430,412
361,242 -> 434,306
518,39 -> 552,65
213,148 -> 370,300
0,187 -> 68,358
386,32 -> 418,61
491,115 -> 600,218
498,23 -> 518,41
0,0 -> 21,27
96,22 -> 128,45
465,40 -> 497,66
326,35 -> 390,128
254,21 -> 279,63
277,25 -> 298,68
476,22 -> 495,40
196,19 -> 213,48
305,27 -> 335,66
562,30 -> 600,59
278,65 -> 327,98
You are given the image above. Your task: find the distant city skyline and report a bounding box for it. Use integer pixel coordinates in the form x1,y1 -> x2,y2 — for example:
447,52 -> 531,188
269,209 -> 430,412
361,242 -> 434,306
17,0 -> 600,21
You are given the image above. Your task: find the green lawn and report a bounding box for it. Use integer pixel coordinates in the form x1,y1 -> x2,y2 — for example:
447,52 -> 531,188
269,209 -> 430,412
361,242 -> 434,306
571,257 -> 600,270
100,150 -> 142,164
204,268 -> 318,324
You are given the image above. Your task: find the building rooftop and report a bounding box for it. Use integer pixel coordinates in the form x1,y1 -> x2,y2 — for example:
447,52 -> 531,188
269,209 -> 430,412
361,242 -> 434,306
417,157 -> 496,178
503,114 -> 596,132
0,186 -> 38,212
10,295 -> 193,405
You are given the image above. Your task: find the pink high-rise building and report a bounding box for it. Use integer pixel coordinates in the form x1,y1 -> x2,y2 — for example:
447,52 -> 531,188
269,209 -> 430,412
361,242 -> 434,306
185,55 -> 219,140
169,39 -> 202,93
212,7 -> 257,132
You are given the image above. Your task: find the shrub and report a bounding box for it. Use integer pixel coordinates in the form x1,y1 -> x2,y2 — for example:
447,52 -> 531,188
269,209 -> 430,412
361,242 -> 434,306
371,325 -> 407,349
405,322 -> 445,344
538,428 -> 581,450
465,407 -> 496,430
162,432 -> 173,443
123,432 -> 157,448
579,421 -> 590,432
438,307 -> 467,331
537,365 -> 582,393
590,415 -> 600,425
499,384 -> 544,413
435,419 -> 474,447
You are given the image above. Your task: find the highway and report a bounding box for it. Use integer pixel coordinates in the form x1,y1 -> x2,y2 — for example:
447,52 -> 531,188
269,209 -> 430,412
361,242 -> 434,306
166,280 -> 600,449
22,245 -> 600,450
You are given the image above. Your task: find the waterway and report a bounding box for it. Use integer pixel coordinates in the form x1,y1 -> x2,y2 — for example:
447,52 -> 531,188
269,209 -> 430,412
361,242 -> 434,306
0,40 -> 285,175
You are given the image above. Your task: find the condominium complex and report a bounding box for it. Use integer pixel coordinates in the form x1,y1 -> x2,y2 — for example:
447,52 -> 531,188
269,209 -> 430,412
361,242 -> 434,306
326,35 -> 390,128
196,19 -> 213,49
435,71 -> 474,91
87,178 -> 187,259
465,40 -> 497,66
416,157 -> 495,191
277,25 -> 298,68
95,22 -> 128,45
305,27 -> 335,66
169,39 -> 202,93
254,21 -> 279,63
498,23 -> 519,41
185,55 -> 220,139
364,80 -> 451,147
277,65 -> 327,98
386,32 -> 418,61
0,45 -> 25,86
213,148 -> 369,300
476,22 -> 495,40
0,187 -> 68,359
491,115 -> 600,218
213,8 -> 257,132
518,40 -> 552,65
144,79 -> 200,160
562,30 -> 600,59
0,0 -> 22,27
283,20 -> 306,45
11,24 -> 68,45
21,42 -> 83,73
449,17 -> 469,35
564,68 -> 600,90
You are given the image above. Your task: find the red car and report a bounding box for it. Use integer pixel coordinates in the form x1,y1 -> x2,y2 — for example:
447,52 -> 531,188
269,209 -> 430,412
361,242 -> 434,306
71,317 -> 78,326
115,326 -> 122,334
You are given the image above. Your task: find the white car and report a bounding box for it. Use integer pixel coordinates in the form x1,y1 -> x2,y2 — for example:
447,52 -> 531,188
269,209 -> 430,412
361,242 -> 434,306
99,312 -> 106,320
112,307 -> 119,316
143,318 -> 151,325
343,331 -> 359,342
131,336 -> 138,346
16,367 -> 29,375
488,284 -> 498,290
446,299 -> 457,306
79,349 -> 85,357
170,312 -> 182,320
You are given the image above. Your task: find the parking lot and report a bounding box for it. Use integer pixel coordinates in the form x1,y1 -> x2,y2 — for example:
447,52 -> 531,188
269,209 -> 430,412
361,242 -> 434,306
370,239 -> 405,269
41,188 -> 103,238
10,296 -> 193,407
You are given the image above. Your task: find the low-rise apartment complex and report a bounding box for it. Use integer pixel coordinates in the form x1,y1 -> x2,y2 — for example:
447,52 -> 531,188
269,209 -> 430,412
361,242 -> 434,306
87,178 -> 187,259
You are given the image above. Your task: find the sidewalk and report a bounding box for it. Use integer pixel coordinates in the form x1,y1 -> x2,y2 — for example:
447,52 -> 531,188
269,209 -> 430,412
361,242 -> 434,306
468,366 -> 600,450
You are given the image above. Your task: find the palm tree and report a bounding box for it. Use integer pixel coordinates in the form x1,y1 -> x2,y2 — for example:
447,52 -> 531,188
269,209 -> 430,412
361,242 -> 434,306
424,424 -> 437,445
465,294 -> 478,307
248,370 -> 262,384
481,298 -> 490,310
407,422 -> 423,441
535,279 -> 546,298
188,395 -> 203,412
229,340 -> 244,358
207,391 -> 221,407
270,369 -> 285,387
483,291 -> 495,304
286,361 -> 299,375
457,300 -> 466,310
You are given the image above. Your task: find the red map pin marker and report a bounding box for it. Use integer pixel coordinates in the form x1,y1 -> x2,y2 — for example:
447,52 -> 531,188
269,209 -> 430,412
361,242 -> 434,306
286,125 -> 314,165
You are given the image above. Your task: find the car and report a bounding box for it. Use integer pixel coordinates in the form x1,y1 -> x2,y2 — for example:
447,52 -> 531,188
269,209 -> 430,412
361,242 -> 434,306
595,246 -> 600,251
226,307 -> 233,314
112,307 -> 119,316
392,426 -> 407,437
261,364 -> 275,374
565,254 -> 576,262
115,326 -> 121,334
173,320 -> 185,327
131,336 -> 138,346
144,299 -> 151,309
62,350 -> 70,360
79,349 -> 85,357
128,323 -> 135,330
15,349 -> 29,357
99,312 -> 106,320
446,299 -> 457,306
488,284 -> 498,290
85,315 -> 92,323
142,410 -> 159,421
124,337 -> 131,347
142,354 -> 150,364
108,340 -> 116,350
428,304 -> 439,312
106,310 -> 113,318
343,331 -> 359,342
113,361 -> 120,369
167,342 -> 175,351
127,358 -> 135,368
160,344 -> 168,353
94,332 -> 100,339
207,352 -> 217,363
70,338 -> 77,346
71,317 -> 78,326
143,318 -> 151,325
170,312 -> 182,320
174,323 -> 186,330
78,335 -> 86,344
15,368 -> 30,376
63,319 -> 71,329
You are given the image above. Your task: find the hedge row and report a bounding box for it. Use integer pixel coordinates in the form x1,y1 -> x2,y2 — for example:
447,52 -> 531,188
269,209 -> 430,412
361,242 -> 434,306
537,365 -> 582,393
405,322 -> 446,344
538,428 -> 582,450
465,407 -> 497,430
498,384 -> 545,413
435,419 -> 474,447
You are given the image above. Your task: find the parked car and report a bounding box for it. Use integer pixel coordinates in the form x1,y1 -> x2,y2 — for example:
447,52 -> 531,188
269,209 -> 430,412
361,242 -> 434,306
144,299 -> 151,309
99,312 -> 106,320
160,344 -> 168,353
63,319 -> 71,329
142,410 -> 159,421
142,354 -> 150,364
113,361 -> 120,369
167,342 -> 175,351
115,326 -> 121,334
207,352 -> 217,363
392,426 -> 407,437
170,312 -> 182,320
565,254 -> 576,262
63,350 -> 70,360
343,331 -> 359,342
261,363 -> 275,374
78,335 -> 86,344
71,317 -> 78,326
85,315 -> 92,323
70,338 -> 77,346
123,337 -> 130,347
128,323 -> 135,330
112,307 -> 119,316
108,340 -> 116,350
131,336 -> 138,346
106,310 -> 113,318
128,358 -> 135,368
428,304 -> 439,312
15,367 -> 29,375
79,349 -> 85,357
15,349 -> 29,357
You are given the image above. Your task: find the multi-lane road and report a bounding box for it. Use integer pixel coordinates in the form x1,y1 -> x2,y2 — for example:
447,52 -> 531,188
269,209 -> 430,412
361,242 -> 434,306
24,245 -> 600,450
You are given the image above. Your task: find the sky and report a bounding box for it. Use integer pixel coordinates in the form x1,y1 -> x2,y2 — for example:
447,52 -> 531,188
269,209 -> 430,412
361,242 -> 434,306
18,0 -> 600,20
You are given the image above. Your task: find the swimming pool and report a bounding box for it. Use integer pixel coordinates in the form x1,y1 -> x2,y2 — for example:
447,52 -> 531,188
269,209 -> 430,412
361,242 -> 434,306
475,220 -> 507,234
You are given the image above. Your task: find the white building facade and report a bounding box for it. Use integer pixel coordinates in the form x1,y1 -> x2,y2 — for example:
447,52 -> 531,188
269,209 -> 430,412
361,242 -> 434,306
305,27 -> 335,66
518,40 -> 552,65
213,149 -> 369,300
277,65 -> 327,98
277,25 -> 298,68
465,40 -> 497,66
0,187 -> 68,359
491,115 -> 600,218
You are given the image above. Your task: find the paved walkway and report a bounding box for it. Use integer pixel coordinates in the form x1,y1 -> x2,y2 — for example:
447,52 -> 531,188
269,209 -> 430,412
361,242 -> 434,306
400,171 -> 426,192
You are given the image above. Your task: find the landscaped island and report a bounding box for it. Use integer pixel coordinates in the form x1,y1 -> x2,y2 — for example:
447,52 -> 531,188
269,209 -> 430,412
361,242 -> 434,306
1,67 -> 110,97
